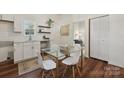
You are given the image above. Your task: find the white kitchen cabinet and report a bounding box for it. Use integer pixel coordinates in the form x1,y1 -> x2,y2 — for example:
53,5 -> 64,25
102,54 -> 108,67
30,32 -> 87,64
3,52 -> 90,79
0,47 -> 8,62
24,42 -> 33,59
1,14 -> 14,21
32,42 -> 40,57
14,15 -> 23,33
14,43 -> 24,63
14,41 -> 40,63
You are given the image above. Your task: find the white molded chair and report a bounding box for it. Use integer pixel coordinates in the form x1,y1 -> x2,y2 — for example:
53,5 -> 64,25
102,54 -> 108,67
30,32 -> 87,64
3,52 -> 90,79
37,52 -> 56,78
62,49 -> 81,78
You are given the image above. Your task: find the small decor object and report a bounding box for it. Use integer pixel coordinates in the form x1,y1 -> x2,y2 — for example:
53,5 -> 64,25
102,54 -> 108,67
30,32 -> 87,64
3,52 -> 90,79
60,24 -> 70,36
46,18 -> 54,27
38,28 -> 44,33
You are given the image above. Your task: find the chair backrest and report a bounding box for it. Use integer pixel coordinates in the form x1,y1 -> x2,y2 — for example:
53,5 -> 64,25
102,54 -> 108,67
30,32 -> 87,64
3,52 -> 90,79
70,50 -> 81,64
37,52 -> 44,68
70,44 -> 81,57
70,50 -> 81,58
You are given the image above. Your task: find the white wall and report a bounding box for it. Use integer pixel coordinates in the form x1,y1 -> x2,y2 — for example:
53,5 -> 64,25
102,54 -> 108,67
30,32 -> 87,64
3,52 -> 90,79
109,15 -> 124,67
50,14 -> 73,45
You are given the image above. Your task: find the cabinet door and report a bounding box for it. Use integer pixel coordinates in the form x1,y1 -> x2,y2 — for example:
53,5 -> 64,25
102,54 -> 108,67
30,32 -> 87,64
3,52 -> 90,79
14,15 -> 23,33
2,14 -> 14,21
32,42 -> 40,57
90,16 -> 109,61
24,45 -> 33,59
0,47 -> 8,62
90,18 -> 100,59
99,16 -> 109,61
14,45 -> 24,63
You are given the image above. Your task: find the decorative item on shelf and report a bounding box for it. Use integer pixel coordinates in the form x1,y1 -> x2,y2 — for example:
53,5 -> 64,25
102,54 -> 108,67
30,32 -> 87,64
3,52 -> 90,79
38,25 -> 51,28
46,18 -> 54,27
38,28 -> 51,34
43,36 -> 49,40
38,28 -> 43,33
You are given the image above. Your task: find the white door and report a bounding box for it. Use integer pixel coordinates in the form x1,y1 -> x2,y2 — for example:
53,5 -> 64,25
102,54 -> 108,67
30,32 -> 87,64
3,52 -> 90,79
14,45 -> 24,62
99,16 -> 109,61
90,18 -> 100,59
90,16 -> 109,61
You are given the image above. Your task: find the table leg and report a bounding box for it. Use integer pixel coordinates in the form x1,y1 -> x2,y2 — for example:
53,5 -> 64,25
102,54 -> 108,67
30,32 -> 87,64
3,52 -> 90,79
56,58 -> 59,78
81,48 -> 84,76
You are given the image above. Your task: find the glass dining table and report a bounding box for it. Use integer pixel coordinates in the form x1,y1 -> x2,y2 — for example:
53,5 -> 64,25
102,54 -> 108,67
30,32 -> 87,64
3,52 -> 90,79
41,45 -> 84,77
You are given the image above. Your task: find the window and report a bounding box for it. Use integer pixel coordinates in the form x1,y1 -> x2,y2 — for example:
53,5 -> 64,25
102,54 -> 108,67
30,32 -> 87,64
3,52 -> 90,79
24,21 -> 35,36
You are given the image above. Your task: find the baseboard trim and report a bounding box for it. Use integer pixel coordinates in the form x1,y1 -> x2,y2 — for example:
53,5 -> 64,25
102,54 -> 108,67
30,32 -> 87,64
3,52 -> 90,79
90,57 -> 108,64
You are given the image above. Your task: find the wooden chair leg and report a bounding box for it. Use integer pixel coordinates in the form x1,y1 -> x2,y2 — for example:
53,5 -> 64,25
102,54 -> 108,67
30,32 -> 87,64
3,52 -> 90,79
72,66 -> 75,78
51,70 -> 55,78
42,70 -> 45,78
62,65 -> 68,77
76,65 -> 82,77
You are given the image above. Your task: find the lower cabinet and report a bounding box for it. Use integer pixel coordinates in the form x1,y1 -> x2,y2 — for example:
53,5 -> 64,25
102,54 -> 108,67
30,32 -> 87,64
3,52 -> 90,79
14,41 -> 40,63
14,44 -> 24,62
32,42 -> 41,57
0,47 -> 9,62
24,43 -> 33,59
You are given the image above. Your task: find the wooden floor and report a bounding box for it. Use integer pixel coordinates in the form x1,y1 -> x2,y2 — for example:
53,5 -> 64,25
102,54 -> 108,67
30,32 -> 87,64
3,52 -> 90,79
0,58 -> 124,78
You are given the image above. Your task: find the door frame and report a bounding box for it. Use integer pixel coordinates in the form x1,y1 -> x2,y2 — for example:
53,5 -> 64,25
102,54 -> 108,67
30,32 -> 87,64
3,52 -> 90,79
89,15 -> 109,62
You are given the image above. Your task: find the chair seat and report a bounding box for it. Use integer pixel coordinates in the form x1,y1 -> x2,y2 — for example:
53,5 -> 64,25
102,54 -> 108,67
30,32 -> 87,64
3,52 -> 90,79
43,60 -> 56,70
62,56 -> 79,65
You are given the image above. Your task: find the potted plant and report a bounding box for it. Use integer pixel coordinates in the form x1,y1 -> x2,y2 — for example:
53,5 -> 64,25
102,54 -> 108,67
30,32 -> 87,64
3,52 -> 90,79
46,18 -> 54,27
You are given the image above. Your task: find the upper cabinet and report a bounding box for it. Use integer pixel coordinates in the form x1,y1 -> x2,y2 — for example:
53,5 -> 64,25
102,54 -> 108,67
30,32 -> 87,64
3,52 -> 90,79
14,15 -> 23,33
0,14 -> 14,21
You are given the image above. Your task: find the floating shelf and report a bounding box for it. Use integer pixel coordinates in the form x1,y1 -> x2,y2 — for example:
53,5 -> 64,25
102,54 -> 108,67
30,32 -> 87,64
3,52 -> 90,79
0,20 -> 14,23
38,32 -> 51,34
38,25 -> 51,28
